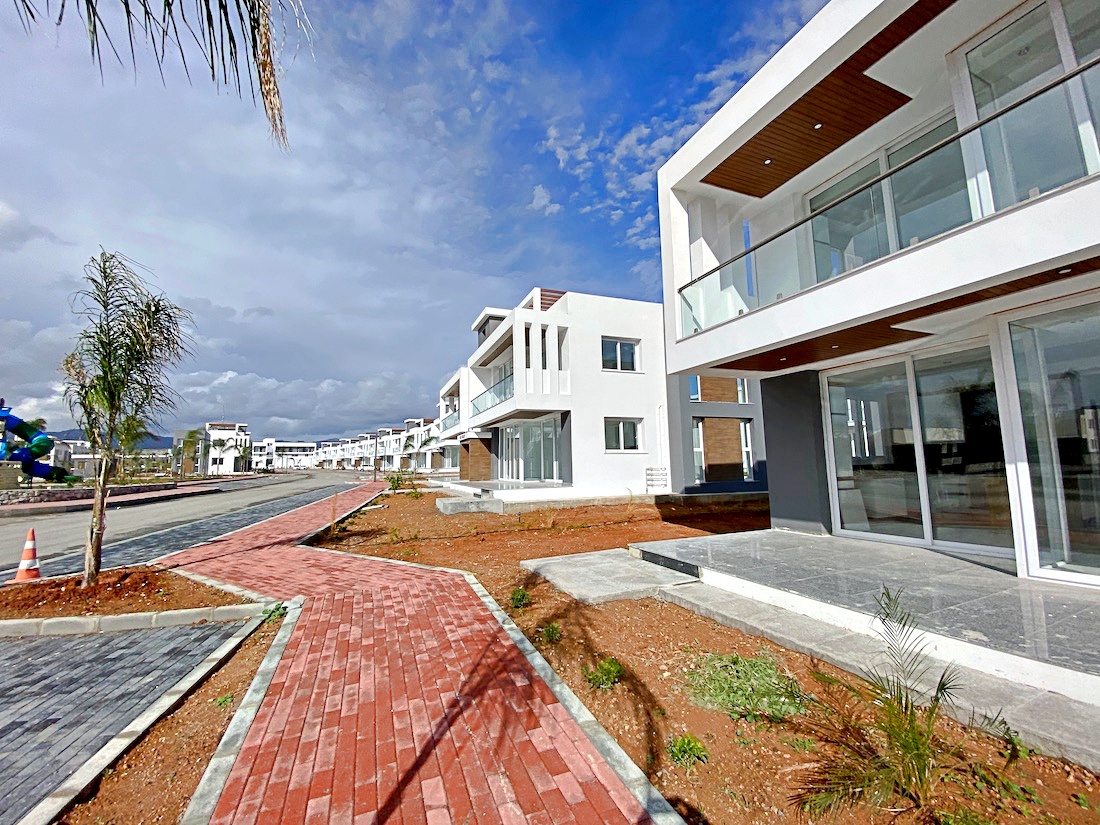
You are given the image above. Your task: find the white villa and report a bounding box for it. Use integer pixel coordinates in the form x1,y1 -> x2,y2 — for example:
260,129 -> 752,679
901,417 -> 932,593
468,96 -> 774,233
658,0 -> 1100,587
205,422 -> 252,476
435,287 -> 724,502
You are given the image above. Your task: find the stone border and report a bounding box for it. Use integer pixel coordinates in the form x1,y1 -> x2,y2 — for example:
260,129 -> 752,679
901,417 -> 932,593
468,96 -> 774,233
0,602 -> 269,638
180,596 -> 306,825
15,616 -> 262,825
172,568 -> 274,604
296,545 -> 685,824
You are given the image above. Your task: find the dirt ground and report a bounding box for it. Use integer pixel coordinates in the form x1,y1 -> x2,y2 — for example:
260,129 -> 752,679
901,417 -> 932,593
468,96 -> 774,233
319,491 -> 1099,825
58,617 -> 281,825
0,566 -> 246,619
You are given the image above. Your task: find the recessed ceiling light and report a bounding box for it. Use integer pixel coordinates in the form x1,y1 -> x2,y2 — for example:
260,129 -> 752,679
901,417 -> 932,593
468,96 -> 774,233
831,345 -> 839,349
779,357 -> 787,361
814,123 -> 823,130
1059,267 -> 1073,274
763,159 -> 772,165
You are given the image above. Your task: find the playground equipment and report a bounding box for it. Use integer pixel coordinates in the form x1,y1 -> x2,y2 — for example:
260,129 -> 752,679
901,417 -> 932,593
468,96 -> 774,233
0,399 -> 80,483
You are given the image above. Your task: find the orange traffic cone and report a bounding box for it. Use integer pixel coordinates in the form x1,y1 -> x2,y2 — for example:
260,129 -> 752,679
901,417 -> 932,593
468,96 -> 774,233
8,528 -> 42,584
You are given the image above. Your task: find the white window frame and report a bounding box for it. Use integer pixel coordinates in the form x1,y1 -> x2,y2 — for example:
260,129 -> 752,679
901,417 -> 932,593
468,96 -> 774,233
691,417 -> 705,483
688,375 -> 701,402
605,418 -> 643,452
602,337 -> 640,372
736,378 -> 749,404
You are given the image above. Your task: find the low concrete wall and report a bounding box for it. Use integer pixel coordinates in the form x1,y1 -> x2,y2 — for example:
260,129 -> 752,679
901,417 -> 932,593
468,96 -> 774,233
437,490 -> 769,516
0,482 -> 177,506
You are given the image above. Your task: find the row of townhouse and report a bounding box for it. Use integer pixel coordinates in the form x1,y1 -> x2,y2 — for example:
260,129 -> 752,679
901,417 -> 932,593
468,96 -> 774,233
433,287 -> 766,503
657,0 -> 1100,588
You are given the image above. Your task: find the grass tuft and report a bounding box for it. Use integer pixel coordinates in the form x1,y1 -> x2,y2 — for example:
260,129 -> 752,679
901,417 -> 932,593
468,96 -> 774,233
583,657 -> 624,690
667,733 -> 709,772
684,652 -> 803,722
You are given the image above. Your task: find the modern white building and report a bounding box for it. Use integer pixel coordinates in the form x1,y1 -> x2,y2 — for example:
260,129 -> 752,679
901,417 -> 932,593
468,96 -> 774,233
658,0 -> 1100,586
252,438 -> 317,471
205,422 -> 252,475
437,287 -> 690,501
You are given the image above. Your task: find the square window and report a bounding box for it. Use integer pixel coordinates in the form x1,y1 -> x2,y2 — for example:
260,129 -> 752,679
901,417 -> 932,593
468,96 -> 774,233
604,418 -> 641,451
601,337 -> 639,371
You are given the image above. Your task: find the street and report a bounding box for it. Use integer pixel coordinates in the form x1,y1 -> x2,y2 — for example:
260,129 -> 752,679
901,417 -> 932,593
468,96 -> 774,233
0,471 -> 357,569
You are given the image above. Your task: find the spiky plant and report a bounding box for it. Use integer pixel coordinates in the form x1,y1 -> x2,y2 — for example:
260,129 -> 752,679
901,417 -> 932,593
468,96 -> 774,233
790,587 -> 1020,823
9,0 -> 310,145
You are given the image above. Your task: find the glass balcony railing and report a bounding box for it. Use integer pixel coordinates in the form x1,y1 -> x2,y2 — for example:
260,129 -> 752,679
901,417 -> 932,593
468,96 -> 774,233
471,373 -> 514,415
440,410 -> 459,431
679,57 -> 1100,338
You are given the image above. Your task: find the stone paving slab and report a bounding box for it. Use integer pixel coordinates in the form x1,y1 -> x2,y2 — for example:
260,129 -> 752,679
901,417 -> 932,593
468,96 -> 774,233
520,549 -> 696,604
166,482 -> 672,824
0,622 -> 244,825
0,484 -> 350,580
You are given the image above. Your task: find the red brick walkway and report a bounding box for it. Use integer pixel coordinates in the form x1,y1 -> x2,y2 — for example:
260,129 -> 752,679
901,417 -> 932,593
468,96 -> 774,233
162,483 -> 652,824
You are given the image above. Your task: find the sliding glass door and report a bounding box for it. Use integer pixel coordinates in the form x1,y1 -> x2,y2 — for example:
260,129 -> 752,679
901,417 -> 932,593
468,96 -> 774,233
826,346 -> 1013,552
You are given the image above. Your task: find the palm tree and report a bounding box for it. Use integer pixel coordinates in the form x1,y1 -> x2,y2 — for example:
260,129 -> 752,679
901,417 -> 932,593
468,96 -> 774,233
10,0 -> 305,146
63,250 -> 193,586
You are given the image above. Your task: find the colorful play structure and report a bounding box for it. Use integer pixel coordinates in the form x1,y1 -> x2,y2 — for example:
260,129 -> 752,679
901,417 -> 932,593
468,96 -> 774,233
0,399 -> 79,483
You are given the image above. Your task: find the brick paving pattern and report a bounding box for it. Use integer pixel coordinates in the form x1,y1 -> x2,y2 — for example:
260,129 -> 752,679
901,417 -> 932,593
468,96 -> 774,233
0,484 -> 351,580
166,483 -> 653,824
0,622 -> 243,825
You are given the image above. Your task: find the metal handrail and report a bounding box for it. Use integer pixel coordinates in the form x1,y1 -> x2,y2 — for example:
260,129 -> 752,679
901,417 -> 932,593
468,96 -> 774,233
677,53 -> 1100,296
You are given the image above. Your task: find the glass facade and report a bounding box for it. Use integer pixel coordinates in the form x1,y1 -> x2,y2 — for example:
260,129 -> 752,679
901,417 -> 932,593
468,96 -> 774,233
1011,303 -> 1100,575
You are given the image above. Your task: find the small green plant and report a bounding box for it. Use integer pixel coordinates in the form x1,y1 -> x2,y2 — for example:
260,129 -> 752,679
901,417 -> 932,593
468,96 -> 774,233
386,472 -> 404,492
541,621 -> 562,643
214,693 -> 234,708
262,602 -> 288,624
510,587 -> 530,609
781,736 -> 817,753
407,488 -> 422,499
667,733 -> 709,772
1072,793 -> 1091,809
684,652 -> 803,722
789,587 -> 1022,823
583,657 -> 625,690
387,527 -> 401,544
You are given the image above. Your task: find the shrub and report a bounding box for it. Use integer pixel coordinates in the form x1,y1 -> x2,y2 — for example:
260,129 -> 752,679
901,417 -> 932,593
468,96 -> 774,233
541,621 -> 562,644
789,587 -> 1021,823
684,652 -> 802,722
509,587 -> 530,609
262,602 -> 288,624
583,657 -> 624,690
385,472 -> 405,492
667,733 -> 709,772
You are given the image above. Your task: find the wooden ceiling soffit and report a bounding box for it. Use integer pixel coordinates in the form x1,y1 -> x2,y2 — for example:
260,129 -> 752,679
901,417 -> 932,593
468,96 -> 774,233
702,0 -> 958,198
716,256 -> 1100,373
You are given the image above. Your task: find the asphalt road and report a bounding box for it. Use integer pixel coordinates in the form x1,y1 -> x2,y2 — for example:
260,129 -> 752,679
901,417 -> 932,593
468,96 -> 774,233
0,471 -> 357,569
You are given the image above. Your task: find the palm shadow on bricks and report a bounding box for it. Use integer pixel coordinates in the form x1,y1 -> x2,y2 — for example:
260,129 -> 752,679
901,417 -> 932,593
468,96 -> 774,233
375,634 -> 534,823
515,569 -> 668,782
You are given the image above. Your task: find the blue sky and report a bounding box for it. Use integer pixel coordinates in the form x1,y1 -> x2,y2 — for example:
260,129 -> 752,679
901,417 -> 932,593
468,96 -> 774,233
0,0 -> 825,440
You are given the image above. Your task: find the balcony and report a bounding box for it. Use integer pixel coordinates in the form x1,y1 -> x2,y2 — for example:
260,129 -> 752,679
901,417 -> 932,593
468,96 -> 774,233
471,373 -> 514,416
440,410 -> 459,431
679,59 -> 1100,339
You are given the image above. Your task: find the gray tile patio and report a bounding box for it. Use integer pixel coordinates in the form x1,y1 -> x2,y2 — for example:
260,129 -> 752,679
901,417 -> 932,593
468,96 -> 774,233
631,530 -> 1100,676
0,622 -> 243,825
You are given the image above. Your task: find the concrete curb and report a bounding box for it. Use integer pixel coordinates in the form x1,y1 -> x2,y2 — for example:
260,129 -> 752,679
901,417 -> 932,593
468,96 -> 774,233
0,602 -> 268,638
298,546 -> 684,824
297,487 -> 388,546
171,568 -> 275,604
180,596 -> 306,825
15,616 -> 262,825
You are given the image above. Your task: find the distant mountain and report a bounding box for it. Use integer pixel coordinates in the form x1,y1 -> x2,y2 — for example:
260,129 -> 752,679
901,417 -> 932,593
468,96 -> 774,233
48,429 -> 173,450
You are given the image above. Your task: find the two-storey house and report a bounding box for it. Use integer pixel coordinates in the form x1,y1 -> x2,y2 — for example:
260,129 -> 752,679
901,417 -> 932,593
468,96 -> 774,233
659,0 -> 1100,587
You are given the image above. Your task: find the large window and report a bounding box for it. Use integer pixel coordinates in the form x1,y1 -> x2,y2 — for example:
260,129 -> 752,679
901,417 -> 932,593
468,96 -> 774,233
1011,301 -> 1100,576
602,338 -> 638,371
605,418 -> 640,451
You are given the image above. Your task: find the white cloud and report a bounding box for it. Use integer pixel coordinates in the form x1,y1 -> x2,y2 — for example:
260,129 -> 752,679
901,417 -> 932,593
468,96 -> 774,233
528,184 -> 562,216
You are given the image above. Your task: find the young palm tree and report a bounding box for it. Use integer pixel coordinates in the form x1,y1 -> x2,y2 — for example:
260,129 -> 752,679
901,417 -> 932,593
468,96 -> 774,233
10,0 -> 305,146
62,250 -> 193,586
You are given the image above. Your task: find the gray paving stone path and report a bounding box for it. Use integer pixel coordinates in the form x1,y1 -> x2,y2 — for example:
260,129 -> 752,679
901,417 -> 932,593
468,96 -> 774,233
0,484 -> 347,580
0,622 -> 243,825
